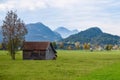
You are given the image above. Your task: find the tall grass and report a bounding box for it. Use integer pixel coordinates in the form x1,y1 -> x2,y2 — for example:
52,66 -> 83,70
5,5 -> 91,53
0,50 -> 120,80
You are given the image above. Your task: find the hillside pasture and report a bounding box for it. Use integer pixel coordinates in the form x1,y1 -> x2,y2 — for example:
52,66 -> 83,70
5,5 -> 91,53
0,50 -> 120,80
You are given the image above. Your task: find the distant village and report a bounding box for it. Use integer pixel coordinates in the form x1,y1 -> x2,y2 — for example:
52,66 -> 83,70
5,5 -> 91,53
0,41 -> 120,51
52,41 -> 120,51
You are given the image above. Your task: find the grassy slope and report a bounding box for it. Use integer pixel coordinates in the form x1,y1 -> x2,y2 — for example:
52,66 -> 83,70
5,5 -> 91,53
0,50 -> 120,80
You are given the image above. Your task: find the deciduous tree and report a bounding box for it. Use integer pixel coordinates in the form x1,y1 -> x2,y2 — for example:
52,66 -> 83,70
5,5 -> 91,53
2,10 -> 27,60
105,44 -> 113,50
83,43 -> 90,50
75,41 -> 80,49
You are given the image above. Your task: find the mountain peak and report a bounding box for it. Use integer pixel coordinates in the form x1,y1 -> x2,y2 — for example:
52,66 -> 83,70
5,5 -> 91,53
54,27 -> 79,38
79,27 -> 103,37
55,27 -> 71,32
35,22 -> 44,25
28,22 -> 45,26
86,27 -> 103,33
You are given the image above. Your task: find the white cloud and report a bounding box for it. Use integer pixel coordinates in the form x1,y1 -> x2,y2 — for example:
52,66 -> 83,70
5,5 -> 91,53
0,0 -> 47,11
0,0 -> 118,11
0,0 -> 98,11
46,0 -> 79,8
0,0 -> 120,35
0,0 -> 80,11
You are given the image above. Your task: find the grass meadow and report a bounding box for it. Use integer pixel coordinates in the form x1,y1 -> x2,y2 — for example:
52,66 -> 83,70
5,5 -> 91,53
0,50 -> 120,80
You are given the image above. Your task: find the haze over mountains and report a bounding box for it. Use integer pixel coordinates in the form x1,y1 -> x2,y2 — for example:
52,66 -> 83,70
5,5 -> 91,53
0,22 -> 120,45
25,22 -> 79,41
54,27 -> 79,38
25,22 -> 62,41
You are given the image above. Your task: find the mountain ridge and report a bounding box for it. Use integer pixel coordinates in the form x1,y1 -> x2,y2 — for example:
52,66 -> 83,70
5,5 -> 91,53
25,22 -> 62,41
0,22 -> 120,45
62,27 -> 120,45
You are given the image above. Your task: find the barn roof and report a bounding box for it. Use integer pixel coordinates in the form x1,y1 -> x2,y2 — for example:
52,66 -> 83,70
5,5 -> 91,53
23,42 -> 57,53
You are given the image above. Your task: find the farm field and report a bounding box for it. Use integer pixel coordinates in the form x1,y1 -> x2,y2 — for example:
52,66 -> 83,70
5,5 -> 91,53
0,50 -> 120,80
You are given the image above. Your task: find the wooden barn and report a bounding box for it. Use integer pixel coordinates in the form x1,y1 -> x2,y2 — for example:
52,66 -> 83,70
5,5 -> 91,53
23,42 -> 57,60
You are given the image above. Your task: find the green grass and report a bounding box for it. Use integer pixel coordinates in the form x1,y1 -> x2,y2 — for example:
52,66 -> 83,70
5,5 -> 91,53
0,50 -> 120,80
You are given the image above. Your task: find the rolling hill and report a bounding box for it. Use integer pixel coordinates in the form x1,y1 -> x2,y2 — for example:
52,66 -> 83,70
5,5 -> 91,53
62,27 -> 120,45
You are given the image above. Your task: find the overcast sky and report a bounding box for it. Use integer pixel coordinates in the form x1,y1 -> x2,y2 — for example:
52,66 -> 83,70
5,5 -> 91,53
0,0 -> 120,35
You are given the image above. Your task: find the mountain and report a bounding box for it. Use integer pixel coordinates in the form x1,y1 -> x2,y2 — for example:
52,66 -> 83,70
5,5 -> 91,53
63,27 -> 120,45
72,29 -> 79,34
54,27 -> 79,38
25,22 -> 62,42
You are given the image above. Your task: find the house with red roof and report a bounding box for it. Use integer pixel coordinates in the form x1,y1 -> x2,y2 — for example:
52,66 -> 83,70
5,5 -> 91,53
23,42 -> 57,60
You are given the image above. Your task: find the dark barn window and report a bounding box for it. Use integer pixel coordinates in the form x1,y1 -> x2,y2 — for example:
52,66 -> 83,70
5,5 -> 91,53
23,42 -> 57,60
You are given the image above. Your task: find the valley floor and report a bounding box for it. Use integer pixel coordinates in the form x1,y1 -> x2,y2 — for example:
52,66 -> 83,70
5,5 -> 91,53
0,50 -> 120,80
